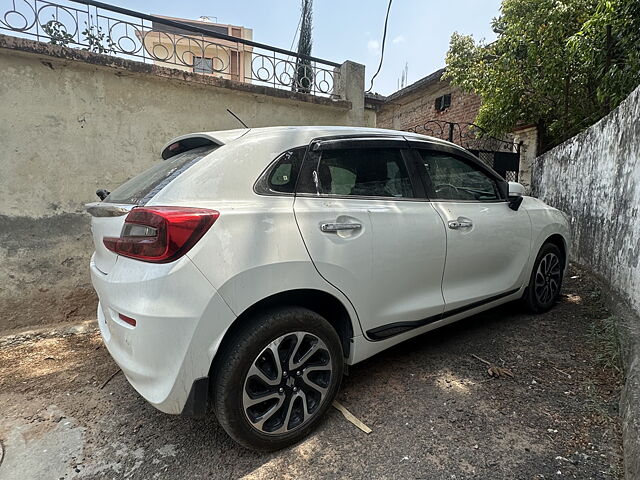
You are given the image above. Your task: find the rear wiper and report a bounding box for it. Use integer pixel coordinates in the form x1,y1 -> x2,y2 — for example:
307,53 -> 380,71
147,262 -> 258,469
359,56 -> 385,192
96,189 -> 110,201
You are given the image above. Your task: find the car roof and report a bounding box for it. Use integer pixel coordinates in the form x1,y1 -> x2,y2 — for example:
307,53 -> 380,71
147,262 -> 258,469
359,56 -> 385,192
165,126 -> 456,152
229,125 -> 453,146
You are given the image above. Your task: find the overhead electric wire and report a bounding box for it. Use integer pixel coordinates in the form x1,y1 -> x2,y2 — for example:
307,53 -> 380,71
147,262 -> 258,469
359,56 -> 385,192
286,10 -> 303,62
290,13 -> 303,52
366,0 -> 394,93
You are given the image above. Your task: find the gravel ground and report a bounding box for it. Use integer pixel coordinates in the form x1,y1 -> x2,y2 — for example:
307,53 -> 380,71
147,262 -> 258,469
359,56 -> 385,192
0,266 -> 623,479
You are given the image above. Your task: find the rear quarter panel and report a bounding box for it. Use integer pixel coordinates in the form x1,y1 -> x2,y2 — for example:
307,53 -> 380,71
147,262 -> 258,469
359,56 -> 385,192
180,196 -> 362,336
147,138 -> 363,358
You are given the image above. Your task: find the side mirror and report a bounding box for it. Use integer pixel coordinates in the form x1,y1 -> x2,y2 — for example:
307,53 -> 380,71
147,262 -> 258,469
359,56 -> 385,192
507,182 -> 525,211
508,182 -> 526,197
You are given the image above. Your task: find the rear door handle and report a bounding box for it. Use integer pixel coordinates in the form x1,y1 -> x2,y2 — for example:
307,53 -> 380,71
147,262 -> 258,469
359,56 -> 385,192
320,222 -> 362,233
448,218 -> 473,229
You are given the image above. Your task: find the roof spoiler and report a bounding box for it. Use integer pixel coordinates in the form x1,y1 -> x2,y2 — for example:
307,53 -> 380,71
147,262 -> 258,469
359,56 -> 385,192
160,129 -> 250,159
161,134 -> 224,160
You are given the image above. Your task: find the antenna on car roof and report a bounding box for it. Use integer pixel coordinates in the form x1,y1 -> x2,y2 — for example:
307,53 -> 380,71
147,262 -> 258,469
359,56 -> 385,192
226,109 -> 249,129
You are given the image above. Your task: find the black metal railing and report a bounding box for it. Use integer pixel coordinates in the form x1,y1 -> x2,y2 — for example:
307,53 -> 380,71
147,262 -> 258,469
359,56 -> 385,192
0,0 -> 341,97
406,120 -> 520,153
407,120 -> 522,182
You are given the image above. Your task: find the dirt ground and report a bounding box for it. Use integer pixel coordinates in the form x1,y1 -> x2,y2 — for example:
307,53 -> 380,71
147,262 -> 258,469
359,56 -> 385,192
0,266 -> 623,479
0,288 -> 98,334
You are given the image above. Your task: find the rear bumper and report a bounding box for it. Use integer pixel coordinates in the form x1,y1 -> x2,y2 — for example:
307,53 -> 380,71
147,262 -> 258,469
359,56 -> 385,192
91,253 -> 236,414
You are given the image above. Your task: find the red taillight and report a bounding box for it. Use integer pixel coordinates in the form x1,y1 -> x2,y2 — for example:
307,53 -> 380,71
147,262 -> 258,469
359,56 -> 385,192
103,207 -> 219,263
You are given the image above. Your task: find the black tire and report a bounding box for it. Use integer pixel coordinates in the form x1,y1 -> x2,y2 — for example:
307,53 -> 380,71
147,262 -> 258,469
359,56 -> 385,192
211,306 -> 343,451
523,243 -> 564,313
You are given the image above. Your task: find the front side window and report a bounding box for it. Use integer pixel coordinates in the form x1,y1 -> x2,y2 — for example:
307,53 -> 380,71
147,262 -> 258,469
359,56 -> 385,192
418,150 -> 502,201
313,148 -> 414,198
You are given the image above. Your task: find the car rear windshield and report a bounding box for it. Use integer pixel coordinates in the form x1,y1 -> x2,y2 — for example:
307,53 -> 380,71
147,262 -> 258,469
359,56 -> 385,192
104,145 -> 218,205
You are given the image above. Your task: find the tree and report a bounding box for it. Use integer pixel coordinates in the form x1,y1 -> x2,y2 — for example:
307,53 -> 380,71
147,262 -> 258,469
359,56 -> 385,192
295,0 -> 313,94
568,0 -> 640,110
444,0 -> 640,151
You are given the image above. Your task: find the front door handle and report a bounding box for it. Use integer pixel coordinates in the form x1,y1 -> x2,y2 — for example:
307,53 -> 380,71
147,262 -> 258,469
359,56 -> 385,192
320,222 -> 362,233
448,218 -> 473,229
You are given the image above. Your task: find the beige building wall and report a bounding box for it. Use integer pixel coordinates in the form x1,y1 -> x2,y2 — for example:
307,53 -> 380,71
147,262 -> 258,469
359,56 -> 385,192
0,35 -> 367,331
139,18 -> 254,83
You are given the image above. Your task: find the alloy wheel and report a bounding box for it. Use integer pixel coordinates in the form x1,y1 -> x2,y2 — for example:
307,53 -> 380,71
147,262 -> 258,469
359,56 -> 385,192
534,252 -> 562,305
242,331 -> 333,435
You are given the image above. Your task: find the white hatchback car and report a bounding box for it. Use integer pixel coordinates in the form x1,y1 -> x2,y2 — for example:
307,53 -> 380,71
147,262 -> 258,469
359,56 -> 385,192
87,126 -> 570,450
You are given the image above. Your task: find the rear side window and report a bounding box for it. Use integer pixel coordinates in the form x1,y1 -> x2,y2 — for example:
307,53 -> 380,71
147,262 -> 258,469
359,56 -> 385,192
314,148 -> 414,198
254,147 -> 306,195
105,145 -> 217,205
267,148 -> 305,193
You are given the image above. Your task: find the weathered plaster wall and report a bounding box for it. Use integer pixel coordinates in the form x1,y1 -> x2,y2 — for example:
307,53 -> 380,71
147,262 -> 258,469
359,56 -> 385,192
533,85 -> 640,313
533,84 -> 640,479
0,35 -> 367,331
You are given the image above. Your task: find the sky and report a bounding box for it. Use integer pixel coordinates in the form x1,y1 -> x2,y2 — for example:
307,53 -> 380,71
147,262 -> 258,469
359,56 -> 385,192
117,0 -> 502,96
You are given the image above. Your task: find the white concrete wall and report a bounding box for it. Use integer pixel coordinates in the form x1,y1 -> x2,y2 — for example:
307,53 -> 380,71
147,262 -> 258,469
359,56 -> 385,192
533,85 -> 640,314
533,84 -> 640,480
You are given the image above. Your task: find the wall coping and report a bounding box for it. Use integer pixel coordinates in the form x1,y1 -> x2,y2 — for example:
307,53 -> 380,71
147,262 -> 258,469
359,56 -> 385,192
0,33 -> 352,111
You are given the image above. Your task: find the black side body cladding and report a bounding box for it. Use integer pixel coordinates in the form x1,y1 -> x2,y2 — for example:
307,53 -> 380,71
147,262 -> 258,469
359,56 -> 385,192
366,288 -> 521,341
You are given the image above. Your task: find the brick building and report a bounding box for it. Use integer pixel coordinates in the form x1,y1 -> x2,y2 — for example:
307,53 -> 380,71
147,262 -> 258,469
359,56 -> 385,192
367,68 -> 481,133
365,68 -> 538,190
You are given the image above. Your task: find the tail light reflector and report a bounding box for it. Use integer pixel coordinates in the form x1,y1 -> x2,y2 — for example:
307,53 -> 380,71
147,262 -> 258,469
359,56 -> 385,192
118,313 -> 137,327
104,207 -> 219,263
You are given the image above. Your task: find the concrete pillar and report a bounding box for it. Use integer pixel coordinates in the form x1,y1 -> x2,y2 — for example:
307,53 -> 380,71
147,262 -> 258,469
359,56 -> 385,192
334,60 -> 365,126
512,126 -> 538,193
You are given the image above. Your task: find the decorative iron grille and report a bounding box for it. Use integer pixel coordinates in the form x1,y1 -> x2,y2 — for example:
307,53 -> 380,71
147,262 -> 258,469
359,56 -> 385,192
407,120 -> 521,181
0,0 -> 340,97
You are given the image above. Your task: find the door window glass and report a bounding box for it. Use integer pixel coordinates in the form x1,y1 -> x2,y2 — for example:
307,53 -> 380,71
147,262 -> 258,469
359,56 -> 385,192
315,148 -> 414,198
418,151 -> 501,201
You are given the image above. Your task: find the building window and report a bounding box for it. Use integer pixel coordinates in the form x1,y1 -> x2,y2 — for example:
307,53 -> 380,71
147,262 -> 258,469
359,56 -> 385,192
193,56 -> 214,74
230,27 -> 242,38
435,93 -> 452,112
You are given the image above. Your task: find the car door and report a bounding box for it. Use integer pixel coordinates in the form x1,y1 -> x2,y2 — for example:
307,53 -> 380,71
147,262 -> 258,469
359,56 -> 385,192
293,137 -> 447,340
411,145 -> 532,312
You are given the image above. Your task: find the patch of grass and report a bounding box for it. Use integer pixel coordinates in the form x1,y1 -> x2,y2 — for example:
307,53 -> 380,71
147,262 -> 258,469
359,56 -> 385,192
583,378 -> 616,421
590,316 -> 623,374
